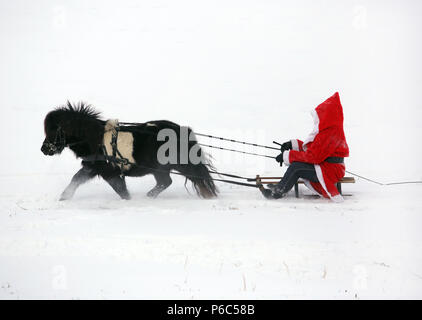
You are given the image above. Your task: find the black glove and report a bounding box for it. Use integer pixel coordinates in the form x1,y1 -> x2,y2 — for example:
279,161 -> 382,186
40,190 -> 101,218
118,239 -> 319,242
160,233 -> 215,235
275,151 -> 284,165
280,140 -> 292,151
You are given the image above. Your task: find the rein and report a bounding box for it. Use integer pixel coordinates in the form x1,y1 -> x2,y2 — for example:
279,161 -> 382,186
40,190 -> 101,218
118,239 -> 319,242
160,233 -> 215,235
112,122 -> 422,187
48,121 -> 422,189
76,125 -> 259,188
80,148 -> 259,188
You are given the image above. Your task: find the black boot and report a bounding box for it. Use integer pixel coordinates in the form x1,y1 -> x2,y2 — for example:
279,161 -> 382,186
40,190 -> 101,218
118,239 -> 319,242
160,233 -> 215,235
271,185 -> 286,199
267,184 -> 278,190
259,185 -> 285,199
260,187 -> 274,199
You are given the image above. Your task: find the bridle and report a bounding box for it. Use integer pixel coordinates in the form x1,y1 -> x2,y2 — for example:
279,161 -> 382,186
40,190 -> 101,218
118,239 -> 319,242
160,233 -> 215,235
42,126 -> 67,154
43,125 -> 101,156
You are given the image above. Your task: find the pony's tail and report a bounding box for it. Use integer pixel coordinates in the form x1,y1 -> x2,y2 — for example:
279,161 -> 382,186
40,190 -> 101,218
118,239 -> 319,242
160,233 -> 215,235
177,131 -> 218,199
184,161 -> 218,199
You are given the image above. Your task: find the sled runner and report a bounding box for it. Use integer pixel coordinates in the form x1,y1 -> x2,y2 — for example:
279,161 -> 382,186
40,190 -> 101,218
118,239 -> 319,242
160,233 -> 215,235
254,175 -> 355,198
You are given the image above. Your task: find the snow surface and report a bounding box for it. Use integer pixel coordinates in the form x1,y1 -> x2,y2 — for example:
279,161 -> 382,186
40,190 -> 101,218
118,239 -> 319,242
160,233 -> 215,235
1,0 -> 422,299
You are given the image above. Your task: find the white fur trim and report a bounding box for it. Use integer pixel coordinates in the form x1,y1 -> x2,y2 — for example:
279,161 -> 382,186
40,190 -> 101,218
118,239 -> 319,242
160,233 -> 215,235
314,164 -> 329,195
314,164 -> 344,202
283,150 -> 290,165
302,179 -> 320,196
331,195 -> 344,203
291,139 -> 299,151
303,109 -> 319,151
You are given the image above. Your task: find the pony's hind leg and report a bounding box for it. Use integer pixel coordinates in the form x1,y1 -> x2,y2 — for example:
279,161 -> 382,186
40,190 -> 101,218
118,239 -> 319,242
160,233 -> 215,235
147,171 -> 172,198
60,166 -> 96,201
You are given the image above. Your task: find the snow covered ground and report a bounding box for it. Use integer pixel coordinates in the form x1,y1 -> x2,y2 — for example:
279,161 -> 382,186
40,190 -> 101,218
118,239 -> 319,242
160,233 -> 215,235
1,0 -> 422,299
1,174 -> 422,299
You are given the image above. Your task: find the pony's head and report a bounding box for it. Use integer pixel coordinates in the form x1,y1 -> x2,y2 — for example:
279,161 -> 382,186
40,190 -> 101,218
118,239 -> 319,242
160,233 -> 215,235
41,101 -> 102,156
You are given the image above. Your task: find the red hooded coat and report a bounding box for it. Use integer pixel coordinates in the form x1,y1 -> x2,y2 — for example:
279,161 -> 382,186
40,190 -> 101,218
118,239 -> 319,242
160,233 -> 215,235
282,92 -> 349,202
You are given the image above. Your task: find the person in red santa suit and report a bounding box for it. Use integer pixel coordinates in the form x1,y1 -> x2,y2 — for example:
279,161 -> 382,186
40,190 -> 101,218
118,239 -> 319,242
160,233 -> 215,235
260,92 -> 349,202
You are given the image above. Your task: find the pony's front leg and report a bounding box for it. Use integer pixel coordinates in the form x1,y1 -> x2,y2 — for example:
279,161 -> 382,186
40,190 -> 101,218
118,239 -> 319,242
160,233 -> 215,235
101,173 -> 131,200
60,166 -> 96,201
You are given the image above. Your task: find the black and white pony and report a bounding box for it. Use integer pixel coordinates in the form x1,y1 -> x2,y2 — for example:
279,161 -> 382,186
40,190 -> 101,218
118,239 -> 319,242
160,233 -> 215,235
41,102 -> 218,200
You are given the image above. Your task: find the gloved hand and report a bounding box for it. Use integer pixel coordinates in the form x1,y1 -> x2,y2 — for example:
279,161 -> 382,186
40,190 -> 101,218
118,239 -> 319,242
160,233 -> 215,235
275,151 -> 284,165
280,140 -> 292,151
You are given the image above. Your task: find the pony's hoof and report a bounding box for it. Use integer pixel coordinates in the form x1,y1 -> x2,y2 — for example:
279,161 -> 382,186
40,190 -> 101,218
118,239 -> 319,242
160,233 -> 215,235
147,190 -> 159,198
59,193 -> 72,201
59,189 -> 75,201
121,193 -> 131,200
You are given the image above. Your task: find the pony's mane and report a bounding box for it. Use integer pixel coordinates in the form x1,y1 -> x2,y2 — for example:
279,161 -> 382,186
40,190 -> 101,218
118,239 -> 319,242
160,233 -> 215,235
45,101 -> 104,154
55,101 -> 102,120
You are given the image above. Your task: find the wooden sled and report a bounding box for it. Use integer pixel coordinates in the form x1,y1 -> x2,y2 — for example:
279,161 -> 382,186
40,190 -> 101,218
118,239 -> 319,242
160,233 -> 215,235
254,175 -> 355,198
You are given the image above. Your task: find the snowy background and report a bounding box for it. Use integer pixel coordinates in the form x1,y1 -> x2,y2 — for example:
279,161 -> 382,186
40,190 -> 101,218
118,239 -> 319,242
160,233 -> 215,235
1,0 -> 422,299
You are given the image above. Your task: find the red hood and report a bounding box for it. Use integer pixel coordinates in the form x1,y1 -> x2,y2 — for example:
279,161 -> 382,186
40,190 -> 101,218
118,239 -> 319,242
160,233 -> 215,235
303,92 -> 346,147
314,92 -> 344,131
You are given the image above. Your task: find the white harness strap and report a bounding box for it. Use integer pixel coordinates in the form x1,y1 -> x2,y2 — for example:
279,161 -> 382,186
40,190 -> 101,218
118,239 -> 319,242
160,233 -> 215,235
103,120 -> 136,171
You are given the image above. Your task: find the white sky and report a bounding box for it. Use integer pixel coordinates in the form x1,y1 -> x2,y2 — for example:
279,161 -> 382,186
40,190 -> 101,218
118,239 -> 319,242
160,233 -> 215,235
0,0 -> 421,178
